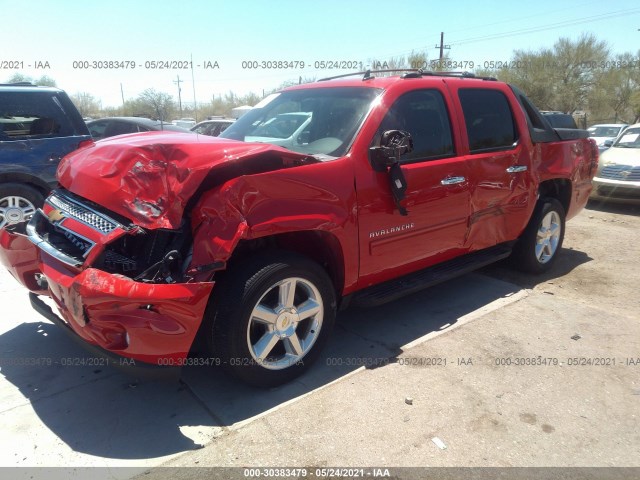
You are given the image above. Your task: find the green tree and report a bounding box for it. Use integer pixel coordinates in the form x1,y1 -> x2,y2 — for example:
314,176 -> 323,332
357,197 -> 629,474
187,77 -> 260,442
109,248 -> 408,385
482,33 -> 609,113
34,75 -> 57,87
5,73 -> 57,86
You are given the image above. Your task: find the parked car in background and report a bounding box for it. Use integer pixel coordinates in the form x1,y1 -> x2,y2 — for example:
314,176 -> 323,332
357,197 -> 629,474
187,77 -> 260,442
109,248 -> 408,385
540,111 -> 579,129
592,123 -> 640,201
191,118 -> 235,137
0,83 -> 92,229
587,123 -> 628,152
173,118 -> 196,129
86,117 -> 192,140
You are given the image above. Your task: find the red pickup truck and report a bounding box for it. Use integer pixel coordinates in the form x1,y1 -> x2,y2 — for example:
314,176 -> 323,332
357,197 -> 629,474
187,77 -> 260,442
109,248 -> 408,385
0,71 -> 598,386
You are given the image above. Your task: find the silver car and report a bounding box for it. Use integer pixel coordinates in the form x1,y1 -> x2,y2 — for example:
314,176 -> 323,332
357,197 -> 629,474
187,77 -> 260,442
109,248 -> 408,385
587,123 -> 628,152
592,123 -> 640,201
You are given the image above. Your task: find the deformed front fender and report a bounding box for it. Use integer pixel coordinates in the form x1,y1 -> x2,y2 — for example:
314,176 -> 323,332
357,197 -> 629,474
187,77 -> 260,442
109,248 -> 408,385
189,160 -> 359,292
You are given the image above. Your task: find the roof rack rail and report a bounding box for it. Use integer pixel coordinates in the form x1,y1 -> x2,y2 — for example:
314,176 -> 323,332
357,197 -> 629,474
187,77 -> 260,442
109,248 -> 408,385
318,69 -> 496,82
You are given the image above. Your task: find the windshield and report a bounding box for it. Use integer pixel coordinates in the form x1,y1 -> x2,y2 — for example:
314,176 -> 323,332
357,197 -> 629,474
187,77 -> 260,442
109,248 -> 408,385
220,87 -> 381,157
589,126 -> 624,137
613,127 -> 640,148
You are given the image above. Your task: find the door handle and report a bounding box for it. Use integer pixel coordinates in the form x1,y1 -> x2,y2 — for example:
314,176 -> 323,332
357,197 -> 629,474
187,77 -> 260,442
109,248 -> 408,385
440,176 -> 466,185
506,165 -> 528,173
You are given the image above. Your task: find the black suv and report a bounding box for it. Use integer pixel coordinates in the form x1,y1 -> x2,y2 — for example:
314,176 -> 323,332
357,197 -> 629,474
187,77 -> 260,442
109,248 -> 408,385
0,84 -> 92,228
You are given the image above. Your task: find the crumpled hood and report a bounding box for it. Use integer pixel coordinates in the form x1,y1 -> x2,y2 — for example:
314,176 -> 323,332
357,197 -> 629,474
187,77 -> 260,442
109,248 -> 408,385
57,132 -> 312,229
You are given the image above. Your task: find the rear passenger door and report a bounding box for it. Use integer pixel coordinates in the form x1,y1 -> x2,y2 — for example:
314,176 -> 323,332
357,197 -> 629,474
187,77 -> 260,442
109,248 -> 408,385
450,86 -> 536,249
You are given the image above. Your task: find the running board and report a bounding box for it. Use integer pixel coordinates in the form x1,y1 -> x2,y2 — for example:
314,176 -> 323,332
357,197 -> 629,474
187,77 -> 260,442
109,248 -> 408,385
349,244 -> 513,308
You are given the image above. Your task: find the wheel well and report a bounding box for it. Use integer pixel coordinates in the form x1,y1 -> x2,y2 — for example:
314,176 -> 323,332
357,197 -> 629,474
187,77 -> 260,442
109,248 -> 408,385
0,173 -> 52,197
538,179 -> 571,214
230,231 -> 345,295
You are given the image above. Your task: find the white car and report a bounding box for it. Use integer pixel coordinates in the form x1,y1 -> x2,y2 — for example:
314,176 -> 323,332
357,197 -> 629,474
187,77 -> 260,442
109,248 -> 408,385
587,123 -> 628,150
592,123 -> 640,201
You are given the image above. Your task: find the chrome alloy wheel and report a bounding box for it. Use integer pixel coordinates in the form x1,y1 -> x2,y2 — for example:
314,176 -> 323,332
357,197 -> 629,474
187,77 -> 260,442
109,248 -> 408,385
535,210 -> 562,264
246,277 -> 323,370
0,196 -> 37,229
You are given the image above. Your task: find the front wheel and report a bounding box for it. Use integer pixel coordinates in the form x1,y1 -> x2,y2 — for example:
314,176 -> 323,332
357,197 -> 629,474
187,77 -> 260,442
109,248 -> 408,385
512,198 -> 566,274
207,252 -> 336,387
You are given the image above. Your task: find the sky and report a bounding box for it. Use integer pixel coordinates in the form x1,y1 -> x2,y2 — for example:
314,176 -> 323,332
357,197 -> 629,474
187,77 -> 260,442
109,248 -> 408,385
2,0 -> 639,110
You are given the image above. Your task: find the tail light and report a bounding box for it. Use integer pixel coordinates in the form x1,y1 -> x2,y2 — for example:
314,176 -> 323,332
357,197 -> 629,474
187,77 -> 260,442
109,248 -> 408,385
588,138 -> 599,176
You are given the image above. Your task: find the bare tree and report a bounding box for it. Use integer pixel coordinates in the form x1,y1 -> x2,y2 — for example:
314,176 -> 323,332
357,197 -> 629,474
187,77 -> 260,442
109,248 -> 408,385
137,89 -> 175,121
71,92 -> 100,117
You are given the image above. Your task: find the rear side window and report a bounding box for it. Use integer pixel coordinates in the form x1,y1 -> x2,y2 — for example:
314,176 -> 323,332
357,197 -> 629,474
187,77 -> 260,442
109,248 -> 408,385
105,121 -> 139,137
0,92 -> 75,140
374,89 -> 455,162
459,89 -> 518,153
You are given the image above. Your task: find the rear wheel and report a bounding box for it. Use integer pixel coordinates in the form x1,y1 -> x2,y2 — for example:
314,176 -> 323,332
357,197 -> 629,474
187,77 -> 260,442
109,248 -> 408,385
206,252 -> 336,387
512,198 -> 565,274
0,183 -> 45,229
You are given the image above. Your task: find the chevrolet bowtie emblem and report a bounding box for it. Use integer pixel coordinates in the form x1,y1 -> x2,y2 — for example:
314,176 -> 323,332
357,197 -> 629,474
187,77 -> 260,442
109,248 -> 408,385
47,209 -> 65,222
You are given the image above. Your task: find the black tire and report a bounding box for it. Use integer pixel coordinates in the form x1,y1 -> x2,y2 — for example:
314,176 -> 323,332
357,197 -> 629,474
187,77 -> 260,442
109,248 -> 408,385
0,183 -> 45,228
206,251 -> 336,387
512,197 -> 566,274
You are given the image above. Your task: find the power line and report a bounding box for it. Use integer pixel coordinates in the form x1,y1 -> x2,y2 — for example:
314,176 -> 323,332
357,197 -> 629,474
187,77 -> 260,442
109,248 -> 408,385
449,8 -> 640,45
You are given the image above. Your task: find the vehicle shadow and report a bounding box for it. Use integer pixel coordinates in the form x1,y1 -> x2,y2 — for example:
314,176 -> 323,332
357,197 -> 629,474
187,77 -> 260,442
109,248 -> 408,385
0,320 -> 212,461
179,272 -> 521,427
586,198 -> 640,215
0,272 -> 521,461
480,246 -> 592,289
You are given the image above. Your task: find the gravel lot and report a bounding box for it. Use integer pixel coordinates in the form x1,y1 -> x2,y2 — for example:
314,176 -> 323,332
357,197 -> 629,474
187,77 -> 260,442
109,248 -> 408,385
0,200 -> 638,480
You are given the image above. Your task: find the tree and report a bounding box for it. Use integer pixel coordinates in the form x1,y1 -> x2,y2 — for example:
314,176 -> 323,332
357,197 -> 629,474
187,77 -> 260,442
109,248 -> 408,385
483,34 -> 609,113
6,73 -> 32,83
136,89 -> 175,121
4,73 -> 57,86
34,75 -> 57,87
587,52 -> 640,124
71,92 -> 100,117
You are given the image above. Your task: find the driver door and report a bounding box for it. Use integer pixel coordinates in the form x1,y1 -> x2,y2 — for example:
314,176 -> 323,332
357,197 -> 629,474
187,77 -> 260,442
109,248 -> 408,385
357,88 -> 472,284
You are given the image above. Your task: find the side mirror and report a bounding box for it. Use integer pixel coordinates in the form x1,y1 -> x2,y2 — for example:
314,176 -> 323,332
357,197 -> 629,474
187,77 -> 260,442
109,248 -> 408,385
369,130 -> 413,172
603,139 -> 613,147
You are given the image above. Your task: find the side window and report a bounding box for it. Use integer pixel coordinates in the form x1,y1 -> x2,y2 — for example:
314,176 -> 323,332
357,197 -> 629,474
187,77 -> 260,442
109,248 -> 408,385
0,92 -> 75,140
105,121 -> 138,137
458,89 -> 518,153
193,124 -> 210,135
88,121 -> 108,139
374,89 -> 454,162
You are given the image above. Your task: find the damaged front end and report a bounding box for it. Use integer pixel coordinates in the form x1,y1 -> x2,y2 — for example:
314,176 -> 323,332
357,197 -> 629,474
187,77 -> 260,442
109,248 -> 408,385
0,132 -> 324,366
0,188 -> 214,365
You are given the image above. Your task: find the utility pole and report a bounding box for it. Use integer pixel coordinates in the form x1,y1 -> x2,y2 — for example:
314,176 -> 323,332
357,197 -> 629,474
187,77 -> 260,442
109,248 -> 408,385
120,83 -> 125,107
174,75 -> 183,117
435,32 -> 450,61
191,54 -> 197,121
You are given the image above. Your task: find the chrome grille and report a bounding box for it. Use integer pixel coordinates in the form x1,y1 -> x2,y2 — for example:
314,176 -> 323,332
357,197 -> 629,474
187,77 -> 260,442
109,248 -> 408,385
600,165 -> 640,181
47,193 -> 119,234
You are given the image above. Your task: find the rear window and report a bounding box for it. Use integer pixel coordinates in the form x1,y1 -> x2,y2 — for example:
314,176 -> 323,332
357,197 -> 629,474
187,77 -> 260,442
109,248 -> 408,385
0,92 -> 76,140
458,89 -> 518,153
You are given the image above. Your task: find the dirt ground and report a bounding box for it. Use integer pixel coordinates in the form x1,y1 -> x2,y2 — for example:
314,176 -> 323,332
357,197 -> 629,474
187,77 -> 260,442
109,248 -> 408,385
483,198 -> 640,317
